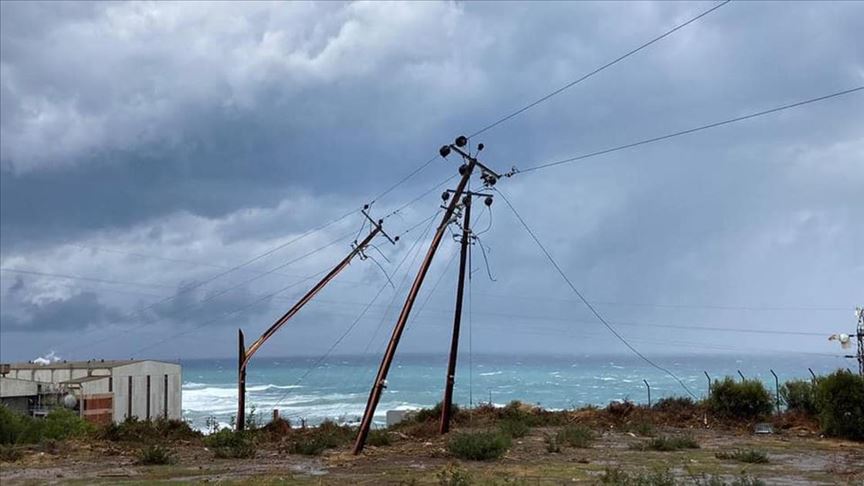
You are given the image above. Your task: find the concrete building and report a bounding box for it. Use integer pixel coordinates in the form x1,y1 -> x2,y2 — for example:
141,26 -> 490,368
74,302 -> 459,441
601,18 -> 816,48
0,360 -> 181,424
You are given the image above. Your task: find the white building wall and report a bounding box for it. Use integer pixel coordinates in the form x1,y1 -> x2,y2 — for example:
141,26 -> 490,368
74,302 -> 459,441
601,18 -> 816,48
112,361 -> 181,422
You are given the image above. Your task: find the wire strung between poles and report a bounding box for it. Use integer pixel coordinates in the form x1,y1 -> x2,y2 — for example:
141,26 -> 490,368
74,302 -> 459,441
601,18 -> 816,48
468,0 -> 732,139
494,187 -> 697,398
512,86 -> 864,176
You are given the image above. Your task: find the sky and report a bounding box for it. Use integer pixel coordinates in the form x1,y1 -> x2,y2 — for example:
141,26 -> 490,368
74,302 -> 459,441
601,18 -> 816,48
1,1 -> 862,364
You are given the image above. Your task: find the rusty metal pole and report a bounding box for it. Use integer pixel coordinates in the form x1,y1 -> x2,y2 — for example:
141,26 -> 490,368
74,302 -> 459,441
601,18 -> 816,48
439,194 -> 471,434
353,159 -> 476,454
237,329 -> 246,431
236,225 -> 384,432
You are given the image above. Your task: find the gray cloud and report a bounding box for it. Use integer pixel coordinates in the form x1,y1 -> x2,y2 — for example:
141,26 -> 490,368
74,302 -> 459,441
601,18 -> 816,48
1,1 -> 862,362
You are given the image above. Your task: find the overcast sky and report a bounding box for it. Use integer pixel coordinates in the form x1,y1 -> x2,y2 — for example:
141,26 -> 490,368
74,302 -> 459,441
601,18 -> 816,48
1,1 -> 862,364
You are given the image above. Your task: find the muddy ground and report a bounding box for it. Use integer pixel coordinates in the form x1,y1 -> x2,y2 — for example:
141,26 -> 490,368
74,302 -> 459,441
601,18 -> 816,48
1,424 -> 862,485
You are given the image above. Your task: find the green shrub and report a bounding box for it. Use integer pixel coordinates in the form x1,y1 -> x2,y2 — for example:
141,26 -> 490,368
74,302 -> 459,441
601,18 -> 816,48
138,444 -> 175,465
814,370 -> 864,440
367,429 -> 392,447
498,418 -> 530,438
625,421 -> 656,437
447,431 -> 510,460
708,377 -> 773,420
285,420 -> 354,455
692,474 -> 767,486
653,396 -> 697,414
556,425 -> 594,448
781,380 -> 817,415
205,429 -> 256,459
98,416 -> 199,443
16,409 -> 92,444
286,436 -> 328,456
715,448 -> 769,464
0,406 -> 28,444
633,435 -> 699,451
415,402 -> 460,423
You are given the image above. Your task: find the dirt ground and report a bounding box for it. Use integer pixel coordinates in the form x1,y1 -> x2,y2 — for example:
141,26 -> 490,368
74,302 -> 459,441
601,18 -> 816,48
1,424 -> 862,485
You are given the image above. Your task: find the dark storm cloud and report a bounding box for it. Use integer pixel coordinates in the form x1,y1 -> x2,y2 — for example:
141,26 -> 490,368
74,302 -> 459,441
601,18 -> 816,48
1,1 -> 862,361
1,290 -> 124,332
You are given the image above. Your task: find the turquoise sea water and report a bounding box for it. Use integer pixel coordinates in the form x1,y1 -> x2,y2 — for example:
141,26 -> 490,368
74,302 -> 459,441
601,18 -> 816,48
180,353 -> 850,430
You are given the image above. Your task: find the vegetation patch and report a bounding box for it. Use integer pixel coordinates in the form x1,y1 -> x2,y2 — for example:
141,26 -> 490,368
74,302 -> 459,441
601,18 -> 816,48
632,435 -> 699,451
137,444 -> 176,465
556,424 -> 595,448
715,448 -> 769,464
436,463 -> 473,486
447,431 -> 511,461
780,379 -> 817,415
284,419 -> 354,455
0,407 -> 92,444
814,370 -> 864,440
600,467 -> 675,486
498,417 -> 531,438
98,417 -> 199,443
543,433 -> 561,453
205,429 -> 256,459
367,429 -> 392,447
708,378 -> 773,420
0,444 -> 23,462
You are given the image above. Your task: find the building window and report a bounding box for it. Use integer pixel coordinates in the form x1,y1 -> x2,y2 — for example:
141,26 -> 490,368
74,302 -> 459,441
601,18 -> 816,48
127,376 -> 133,419
163,374 -> 169,418
108,376 -> 113,393
146,375 -> 151,420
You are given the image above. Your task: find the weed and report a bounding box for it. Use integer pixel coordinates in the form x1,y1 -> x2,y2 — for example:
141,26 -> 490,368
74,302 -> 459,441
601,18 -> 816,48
780,380 -> 817,415
0,444 -> 23,462
715,449 -> 769,464
447,431 -> 510,460
138,444 -> 175,465
693,474 -> 767,486
367,429 -> 392,447
436,463 -> 473,486
205,429 -> 256,459
600,467 -> 675,486
633,435 -> 699,451
556,425 -> 594,448
543,433 -> 560,453
626,421 -> 656,437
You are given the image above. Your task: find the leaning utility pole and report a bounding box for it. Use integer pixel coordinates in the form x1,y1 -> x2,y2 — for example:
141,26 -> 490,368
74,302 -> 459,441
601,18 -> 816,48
439,189 -> 493,434
237,210 -> 396,430
855,307 -> 864,377
353,136 -> 500,454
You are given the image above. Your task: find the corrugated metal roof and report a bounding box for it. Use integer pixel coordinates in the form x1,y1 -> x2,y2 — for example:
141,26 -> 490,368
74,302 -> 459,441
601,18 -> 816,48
5,359 -> 160,370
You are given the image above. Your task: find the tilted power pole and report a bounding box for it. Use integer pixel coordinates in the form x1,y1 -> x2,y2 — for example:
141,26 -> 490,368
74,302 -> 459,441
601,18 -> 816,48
353,136 -> 500,454
237,210 -> 396,430
439,189 -> 493,434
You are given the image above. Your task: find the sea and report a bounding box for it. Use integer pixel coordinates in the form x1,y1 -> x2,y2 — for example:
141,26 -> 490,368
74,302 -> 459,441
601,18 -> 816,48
180,353 -> 851,431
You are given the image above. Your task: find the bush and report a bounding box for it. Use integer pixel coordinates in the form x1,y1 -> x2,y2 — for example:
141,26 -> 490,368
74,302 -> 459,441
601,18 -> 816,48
447,431 -> 510,460
367,429 -> 392,447
633,435 -> 699,451
556,425 -> 594,448
653,396 -> 697,414
543,433 -> 560,453
715,449 -> 769,464
138,445 -> 175,465
205,429 -> 256,459
436,463 -> 473,486
600,467 -> 675,486
0,406 -> 28,444
814,370 -> 864,440
415,402 -> 460,423
781,380 -> 817,415
285,419 -> 354,455
286,436 -> 329,456
708,377 -> 773,420
498,418 -> 530,438
625,422 -> 656,437
98,417 -> 199,443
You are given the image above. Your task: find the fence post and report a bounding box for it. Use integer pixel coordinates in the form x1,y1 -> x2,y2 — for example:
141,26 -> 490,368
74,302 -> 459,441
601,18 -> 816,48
808,368 -> 816,382
769,369 -> 780,414
704,371 -> 712,396
737,370 -> 746,381
643,379 -> 651,408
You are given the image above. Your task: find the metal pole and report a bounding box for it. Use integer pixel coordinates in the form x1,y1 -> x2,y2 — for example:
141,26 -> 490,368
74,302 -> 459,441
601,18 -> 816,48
440,195 -> 471,434
353,159 -> 476,455
643,379 -> 651,408
808,368 -> 816,382
236,225 -> 384,431
770,369 -> 779,414
237,329 -> 246,431
704,371 -> 711,396
856,308 -> 864,377
737,370 -> 746,381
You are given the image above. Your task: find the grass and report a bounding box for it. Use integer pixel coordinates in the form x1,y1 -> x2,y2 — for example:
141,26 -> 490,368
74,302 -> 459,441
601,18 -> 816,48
600,467 -> 676,486
556,425 -> 595,448
367,429 -> 392,447
205,429 -> 256,459
715,449 -> 769,464
543,433 -> 561,453
0,444 -> 23,462
447,431 -> 511,461
138,445 -> 175,465
498,418 -> 531,438
632,435 -> 699,451
626,421 -> 657,437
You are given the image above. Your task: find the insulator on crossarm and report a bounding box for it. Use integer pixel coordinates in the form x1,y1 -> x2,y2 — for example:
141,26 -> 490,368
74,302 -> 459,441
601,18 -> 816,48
458,164 -> 468,175
484,196 -> 493,207
442,191 -> 450,201
439,145 -> 451,158
455,136 -> 468,147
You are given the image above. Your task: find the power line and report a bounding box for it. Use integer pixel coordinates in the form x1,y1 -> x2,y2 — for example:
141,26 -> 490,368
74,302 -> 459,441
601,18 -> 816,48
515,86 -> 864,174
370,156 -> 439,205
494,187 -> 697,398
468,0 -> 732,139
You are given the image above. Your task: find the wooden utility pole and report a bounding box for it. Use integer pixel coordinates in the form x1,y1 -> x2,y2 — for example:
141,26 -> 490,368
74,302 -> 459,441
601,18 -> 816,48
439,194 -> 471,434
353,136 -> 500,454
237,211 -> 395,430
